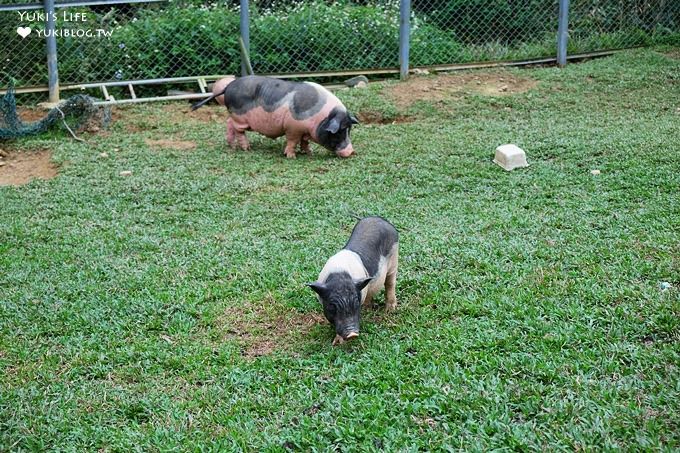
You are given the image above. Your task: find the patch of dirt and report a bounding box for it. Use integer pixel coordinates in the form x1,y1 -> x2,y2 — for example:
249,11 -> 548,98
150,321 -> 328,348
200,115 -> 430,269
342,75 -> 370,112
218,301 -> 327,358
662,50 -> 680,59
107,107 -> 123,123
389,71 -> 538,108
145,138 -> 197,151
357,111 -> 414,125
15,106 -> 112,136
0,149 -> 58,186
16,107 -> 47,123
163,103 -> 225,124
125,123 -> 144,133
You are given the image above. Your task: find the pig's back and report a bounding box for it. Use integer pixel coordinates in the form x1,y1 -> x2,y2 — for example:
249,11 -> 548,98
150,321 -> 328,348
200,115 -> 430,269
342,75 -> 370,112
224,76 -> 329,120
344,217 -> 399,277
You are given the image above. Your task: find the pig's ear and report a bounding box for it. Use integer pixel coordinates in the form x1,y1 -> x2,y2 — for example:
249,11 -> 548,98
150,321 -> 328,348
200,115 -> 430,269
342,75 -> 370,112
353,277 -> 373,291
325,117 -> 341,134
349,113 -> 360,125
306,282 -> 327,297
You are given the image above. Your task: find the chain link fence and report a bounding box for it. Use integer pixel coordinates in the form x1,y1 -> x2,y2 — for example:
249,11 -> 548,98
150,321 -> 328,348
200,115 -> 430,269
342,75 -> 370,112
1,2 -> 48,87
59,5 -> 239,84
1,0 -> 678,100
251,1 -> 400,74
411,0 -> 561,65
569,0 -> 680,52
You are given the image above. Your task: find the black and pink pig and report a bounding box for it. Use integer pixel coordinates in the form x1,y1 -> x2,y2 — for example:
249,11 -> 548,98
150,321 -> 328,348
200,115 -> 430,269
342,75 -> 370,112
192,75 -> 359,158
308,217 -> 399,346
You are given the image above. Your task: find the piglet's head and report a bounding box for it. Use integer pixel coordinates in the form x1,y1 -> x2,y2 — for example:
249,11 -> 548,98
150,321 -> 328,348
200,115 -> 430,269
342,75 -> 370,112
316,107 -> 359,157
307,272 -> 372,344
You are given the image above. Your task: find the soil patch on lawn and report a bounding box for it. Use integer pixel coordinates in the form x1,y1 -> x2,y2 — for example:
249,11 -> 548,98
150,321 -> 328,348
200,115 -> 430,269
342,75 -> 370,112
389,71 -> 537,108
0,149 -> 58,186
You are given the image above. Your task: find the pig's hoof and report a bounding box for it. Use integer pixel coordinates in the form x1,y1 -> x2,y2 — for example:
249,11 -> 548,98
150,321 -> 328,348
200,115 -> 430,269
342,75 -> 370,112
332,335 -> 345,346
386,300 -> 397,312
284,151 -> 297,159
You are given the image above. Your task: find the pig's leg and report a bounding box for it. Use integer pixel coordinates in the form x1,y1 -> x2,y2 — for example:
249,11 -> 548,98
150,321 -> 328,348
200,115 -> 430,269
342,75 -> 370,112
299,136 -> 311,155
363,292 -> 374,309
283,133 -> 301,159
235,132 -> 250,151
385,271 -> 397,311
226,118 -> 236,148
231,120 -> 250,151
385,248 -> 399,311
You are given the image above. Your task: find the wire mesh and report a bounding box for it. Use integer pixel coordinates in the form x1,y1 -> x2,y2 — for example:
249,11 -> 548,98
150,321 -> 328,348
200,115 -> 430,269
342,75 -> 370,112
1,8 -> 48,87
1,0 -> 678,96
569,0 -> 680,52
55,3 -> 241,84
0,77 -> 101,139
410,0 -> 560,65
250,1 -> 400,74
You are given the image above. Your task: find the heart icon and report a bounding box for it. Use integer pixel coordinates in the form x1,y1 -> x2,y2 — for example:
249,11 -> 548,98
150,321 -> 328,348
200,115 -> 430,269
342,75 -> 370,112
17,26 -> 32,38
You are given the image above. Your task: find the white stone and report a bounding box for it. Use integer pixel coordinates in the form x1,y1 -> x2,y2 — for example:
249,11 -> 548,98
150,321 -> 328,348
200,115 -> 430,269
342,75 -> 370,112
493,144 -> 528,171
119,170 -> 133,177
590,169 -> 601,175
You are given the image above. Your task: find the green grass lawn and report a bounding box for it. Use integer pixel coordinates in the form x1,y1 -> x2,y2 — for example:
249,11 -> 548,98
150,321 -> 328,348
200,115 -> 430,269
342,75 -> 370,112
1,48 -> 679,451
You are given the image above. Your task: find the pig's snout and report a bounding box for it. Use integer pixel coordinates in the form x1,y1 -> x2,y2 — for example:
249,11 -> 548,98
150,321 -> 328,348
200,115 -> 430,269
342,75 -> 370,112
336,144 -> 354,158
344,331 -> 359,341
332,331 -> 359,346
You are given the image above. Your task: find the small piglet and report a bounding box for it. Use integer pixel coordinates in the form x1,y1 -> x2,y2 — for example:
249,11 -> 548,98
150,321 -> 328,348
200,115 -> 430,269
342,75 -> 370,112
308,217 -> 399,345
192,75 -> 359,158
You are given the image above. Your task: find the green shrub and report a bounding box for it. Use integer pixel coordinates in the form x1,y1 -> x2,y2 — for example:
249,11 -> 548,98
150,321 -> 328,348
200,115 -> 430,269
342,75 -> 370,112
57,4 -> 242,83
54,1 -> 468,81
250,1 -> 401,72
413,0 -> 556,46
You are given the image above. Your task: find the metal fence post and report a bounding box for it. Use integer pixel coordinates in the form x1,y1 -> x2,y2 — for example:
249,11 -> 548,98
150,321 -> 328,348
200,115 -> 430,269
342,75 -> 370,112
44,0 -> 60,103
399,0 -> 411,80
557,0 -> 570,67
240,0 -> 250,76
